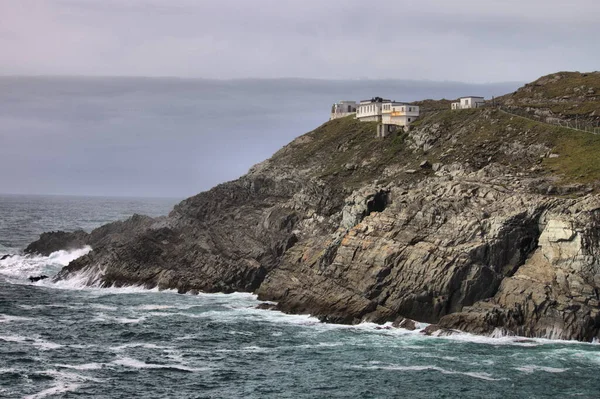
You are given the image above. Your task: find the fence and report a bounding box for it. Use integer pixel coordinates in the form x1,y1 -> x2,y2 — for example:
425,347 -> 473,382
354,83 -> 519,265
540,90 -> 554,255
497,106 -> 600,135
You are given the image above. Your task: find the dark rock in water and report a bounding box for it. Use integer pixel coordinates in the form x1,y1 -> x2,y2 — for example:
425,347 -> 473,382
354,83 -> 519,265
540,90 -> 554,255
392,317 -> 417,331
28,275 -> 49,283
256,303 -> 278,311
25,230 -> 89,256
421,324 -> 455,337
24,214 -> 157,257
0,254 -> 12,261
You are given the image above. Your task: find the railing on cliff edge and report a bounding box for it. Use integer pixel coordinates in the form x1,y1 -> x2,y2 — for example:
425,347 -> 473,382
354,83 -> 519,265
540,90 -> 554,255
494,105 -> 600,135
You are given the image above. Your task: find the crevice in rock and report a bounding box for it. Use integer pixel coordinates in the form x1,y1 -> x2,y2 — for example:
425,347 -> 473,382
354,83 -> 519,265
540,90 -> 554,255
365,191 -> 388,216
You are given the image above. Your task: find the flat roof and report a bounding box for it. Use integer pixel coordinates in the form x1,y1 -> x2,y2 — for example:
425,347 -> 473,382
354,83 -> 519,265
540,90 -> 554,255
459,96 -> 485,99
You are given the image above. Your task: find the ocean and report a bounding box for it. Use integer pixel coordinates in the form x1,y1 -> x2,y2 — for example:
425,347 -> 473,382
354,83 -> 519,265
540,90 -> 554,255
1,195 -> 600,398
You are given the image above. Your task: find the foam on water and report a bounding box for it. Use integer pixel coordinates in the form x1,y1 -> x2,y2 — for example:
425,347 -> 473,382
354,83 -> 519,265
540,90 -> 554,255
515,365 -> 569,374
0,334 -> 63,350
352,364 -> 505,381
111,356 -> 207,372
0,314 -> 33,323
0,246 -> 91,281
23,369 -> 102,399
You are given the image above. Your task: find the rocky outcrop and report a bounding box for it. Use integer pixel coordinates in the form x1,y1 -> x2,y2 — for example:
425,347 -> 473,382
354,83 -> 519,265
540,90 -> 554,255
28,89 -> 600,342
256,173 -> 548,325
437,196 -> 600,341
25,214 -> 157,256
25,230 -> 89,256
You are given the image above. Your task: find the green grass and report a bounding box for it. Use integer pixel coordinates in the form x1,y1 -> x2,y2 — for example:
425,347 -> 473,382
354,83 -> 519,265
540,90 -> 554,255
270,105 -> 600,193
501,71 -> 600,118
544,129 -> 600,184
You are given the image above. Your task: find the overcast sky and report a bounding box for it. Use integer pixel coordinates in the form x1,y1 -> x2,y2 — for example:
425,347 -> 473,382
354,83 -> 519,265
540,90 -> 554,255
1,0 -> 598,82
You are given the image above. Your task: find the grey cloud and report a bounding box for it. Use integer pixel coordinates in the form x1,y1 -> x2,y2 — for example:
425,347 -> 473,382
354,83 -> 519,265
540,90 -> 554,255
0,0 -> 598,81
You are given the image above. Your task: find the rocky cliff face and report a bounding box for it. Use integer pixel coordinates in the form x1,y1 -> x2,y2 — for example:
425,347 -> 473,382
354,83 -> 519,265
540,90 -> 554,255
27,75 -> 600,342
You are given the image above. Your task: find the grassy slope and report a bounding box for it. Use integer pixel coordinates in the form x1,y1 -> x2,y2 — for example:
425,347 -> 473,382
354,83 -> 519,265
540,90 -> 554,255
500,71 -> 600,117
271,107 -> 600,191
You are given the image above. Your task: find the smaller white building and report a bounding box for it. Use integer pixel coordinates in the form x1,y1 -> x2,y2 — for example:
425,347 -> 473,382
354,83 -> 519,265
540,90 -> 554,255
356,97 -> 391,122
451,96 -> 485,110
330,101 -> 358,120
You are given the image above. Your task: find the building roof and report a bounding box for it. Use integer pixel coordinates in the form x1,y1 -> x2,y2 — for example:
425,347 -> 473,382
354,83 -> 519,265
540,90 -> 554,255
386,101 -> 412,106
360,97 -> 391,104
458,96 -> 485,99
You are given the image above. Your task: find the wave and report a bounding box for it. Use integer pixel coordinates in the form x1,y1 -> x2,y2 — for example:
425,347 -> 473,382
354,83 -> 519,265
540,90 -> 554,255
515,365 -> 569,374
0,334 -> 63,350
111,356 -> 207,372
351,364 -> 505,381
55,363 -> 103,371
0,246 -> 91,282
23,369 -> 103,399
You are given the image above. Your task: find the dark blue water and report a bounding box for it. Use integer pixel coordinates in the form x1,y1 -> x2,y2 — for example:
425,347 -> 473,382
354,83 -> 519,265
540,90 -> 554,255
1,196 -> 599,398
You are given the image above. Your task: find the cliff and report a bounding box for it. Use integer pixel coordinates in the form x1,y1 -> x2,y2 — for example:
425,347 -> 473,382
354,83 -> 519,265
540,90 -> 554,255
28,72 -> 600,341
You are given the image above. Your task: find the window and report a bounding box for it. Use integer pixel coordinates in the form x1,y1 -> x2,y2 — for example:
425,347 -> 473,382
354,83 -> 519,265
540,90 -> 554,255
408,118 -> 411,122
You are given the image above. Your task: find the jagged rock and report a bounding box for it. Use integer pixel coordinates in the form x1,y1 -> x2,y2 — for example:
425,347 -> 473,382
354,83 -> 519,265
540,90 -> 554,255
419,160 -> 432,169
438,196 -> 600,341
392,317 -> 417,330
28,275 -> 48,282
0,254 -> 12,261
25,230 -> 89,256
256,303 -> 278,310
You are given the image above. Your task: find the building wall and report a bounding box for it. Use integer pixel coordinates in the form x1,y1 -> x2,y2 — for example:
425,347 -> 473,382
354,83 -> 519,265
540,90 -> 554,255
330,112 -> 356,121
330,101 -> 357,120
357,102 -> 384,120
357,114 -> 382,122
453,97 -> 484,109
381,104 -> 419,126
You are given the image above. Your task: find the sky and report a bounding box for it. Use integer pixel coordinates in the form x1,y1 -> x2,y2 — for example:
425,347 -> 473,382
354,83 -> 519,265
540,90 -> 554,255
0,77 -> 520,198
1,0 -> 598,82
0,0 -> 597,198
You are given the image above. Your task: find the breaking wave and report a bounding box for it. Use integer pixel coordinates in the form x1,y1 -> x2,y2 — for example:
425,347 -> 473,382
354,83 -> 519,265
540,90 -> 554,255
0,246 -> 91,282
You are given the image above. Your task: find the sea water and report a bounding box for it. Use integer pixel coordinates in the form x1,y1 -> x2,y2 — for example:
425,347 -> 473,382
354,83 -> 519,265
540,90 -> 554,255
1,195 -> 600,399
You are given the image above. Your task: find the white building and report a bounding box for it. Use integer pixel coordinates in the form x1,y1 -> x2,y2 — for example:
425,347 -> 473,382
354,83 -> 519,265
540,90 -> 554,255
356,97 -> 390,122
382,102 -> 419,126
378,102 -> 420,137
451,96 -> 485,110
330,101 -> 358,120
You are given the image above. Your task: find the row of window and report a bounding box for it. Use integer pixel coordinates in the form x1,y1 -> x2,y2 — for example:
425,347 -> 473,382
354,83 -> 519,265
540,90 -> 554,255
358,105 -> 416,114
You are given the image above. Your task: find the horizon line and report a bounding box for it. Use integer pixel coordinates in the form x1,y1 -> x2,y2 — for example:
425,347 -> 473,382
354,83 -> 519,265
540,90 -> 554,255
0,73 -> 527,86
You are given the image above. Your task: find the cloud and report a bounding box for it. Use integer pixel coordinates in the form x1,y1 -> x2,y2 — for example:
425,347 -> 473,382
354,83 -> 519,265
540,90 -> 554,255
0,0 -> 598,82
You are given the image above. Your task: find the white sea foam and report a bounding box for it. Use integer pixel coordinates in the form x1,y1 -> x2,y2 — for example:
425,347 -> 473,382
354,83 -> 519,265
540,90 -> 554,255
23,369 -> 101,399
0,246 -> 91,281
110,342 -> 170,352
111,356 -> 207,372
0,314 -> 33,323
352,364 -> 505,381
426,329 -> 593,347
91,313 -> 146,324
515,365 -> 568,374
0,335 -> 63,350
24,381 -> 82,399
